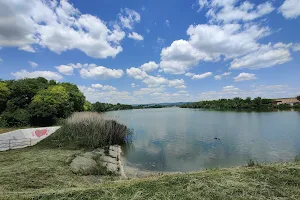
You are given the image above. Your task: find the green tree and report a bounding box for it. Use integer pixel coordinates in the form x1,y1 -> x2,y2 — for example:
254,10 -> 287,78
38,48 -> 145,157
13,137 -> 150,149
84,101 -> 93,111
297,96 -> 300,101
0,82 -> 10,113
29,85 -> 71,126
7,78 -> 49,109
60,83 -> 85,112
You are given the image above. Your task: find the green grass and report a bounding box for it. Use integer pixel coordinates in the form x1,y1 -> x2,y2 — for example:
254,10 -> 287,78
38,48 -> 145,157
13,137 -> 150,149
1,145 -> 300,200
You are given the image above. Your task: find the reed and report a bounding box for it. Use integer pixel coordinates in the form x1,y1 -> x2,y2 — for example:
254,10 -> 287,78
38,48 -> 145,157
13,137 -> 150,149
41,112 -> 131,149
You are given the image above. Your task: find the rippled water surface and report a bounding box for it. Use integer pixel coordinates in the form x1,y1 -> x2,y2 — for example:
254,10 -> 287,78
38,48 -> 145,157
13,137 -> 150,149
107,108 -> 300,172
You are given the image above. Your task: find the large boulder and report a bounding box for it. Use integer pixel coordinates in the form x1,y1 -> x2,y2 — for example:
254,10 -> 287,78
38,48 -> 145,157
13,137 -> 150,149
70,156 -> 97,175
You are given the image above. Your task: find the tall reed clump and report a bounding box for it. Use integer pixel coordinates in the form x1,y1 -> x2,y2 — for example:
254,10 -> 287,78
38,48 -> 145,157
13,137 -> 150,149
41,112 -> 131,149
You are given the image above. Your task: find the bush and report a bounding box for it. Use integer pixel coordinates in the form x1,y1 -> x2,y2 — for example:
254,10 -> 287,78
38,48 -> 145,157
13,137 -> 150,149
41,112 -> 131,149
1,109 -> 30,127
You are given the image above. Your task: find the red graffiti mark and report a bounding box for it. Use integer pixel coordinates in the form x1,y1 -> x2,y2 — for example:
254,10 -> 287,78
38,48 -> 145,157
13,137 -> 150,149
34,129 -> 48,138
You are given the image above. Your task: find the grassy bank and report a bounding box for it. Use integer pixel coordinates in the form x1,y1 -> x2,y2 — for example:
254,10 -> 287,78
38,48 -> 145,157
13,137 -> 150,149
0,128 -> 19,134
1,145 -> 300,200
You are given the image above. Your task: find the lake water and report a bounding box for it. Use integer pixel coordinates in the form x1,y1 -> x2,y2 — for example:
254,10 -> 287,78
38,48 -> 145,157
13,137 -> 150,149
107,107 -> 300,172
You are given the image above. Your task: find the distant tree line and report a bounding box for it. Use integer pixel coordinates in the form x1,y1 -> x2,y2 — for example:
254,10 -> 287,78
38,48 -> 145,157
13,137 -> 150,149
180,97 -> 300,110
92,102 -> 133,112
0,78 -> 134,127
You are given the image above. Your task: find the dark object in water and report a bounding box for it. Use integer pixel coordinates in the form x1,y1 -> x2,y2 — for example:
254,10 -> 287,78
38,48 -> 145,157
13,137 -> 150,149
214,137 -> 221,140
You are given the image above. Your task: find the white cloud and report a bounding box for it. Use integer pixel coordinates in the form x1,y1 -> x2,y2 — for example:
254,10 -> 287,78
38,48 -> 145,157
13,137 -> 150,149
165,20 -> 170,27
80,66 -> 124,79
0,0 -> 126,59
91,84 -> 116,91
143,75 -> 169,87
202,0 -> 274,23
133,87 -> 165,96
0,58 -> 3,62
131,83 -> 138,88
234,72 -> 257,82
160,23 -> 270,74
140,61 -> 159,72
55,65 -> 74,75
118,8 -> 141,29
214,72 -> 231,80
191,72 -> 213,80
19,45 -> 36,53
230,44 -> 292,69
279,0 -> 300,19
126,67 -> 148,80
28,61 -> 38,68
222,85 -> 241,93
160,40 -> 209,74
128,32 -> 144,41
185,72 -> 195,77
168,79 -> 186,89
11,69 -> 63,80
79,86 -> 133,104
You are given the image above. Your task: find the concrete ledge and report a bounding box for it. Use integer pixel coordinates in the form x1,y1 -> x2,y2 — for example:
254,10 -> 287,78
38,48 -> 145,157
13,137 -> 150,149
0,126 -> 60,151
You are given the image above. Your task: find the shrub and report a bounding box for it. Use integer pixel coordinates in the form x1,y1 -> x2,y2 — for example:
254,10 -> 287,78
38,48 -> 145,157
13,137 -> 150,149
1,108 -> 30,127
41,112 -> 131,149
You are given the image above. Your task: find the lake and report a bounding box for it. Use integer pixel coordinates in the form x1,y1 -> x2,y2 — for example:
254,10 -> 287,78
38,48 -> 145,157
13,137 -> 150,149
107,107 -> 300,172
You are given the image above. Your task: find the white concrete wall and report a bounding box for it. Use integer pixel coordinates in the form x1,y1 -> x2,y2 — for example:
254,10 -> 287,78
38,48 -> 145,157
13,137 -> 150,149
0,126 -> 60,151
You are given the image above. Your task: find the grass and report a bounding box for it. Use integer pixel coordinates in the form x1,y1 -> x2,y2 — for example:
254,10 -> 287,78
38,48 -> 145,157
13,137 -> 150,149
1,145 -> 300,200
40,112 -> 131,150
0,127 -> 20,134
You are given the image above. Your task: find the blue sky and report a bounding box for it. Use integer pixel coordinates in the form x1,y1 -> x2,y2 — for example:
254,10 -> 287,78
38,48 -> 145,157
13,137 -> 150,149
0,0 -> 299,104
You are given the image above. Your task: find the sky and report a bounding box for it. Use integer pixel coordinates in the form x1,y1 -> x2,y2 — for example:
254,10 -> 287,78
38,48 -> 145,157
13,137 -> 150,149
0,0 -> 299,104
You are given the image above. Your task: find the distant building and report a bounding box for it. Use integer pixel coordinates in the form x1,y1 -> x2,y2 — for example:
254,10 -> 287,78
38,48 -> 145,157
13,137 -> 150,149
272,98 -> 300,106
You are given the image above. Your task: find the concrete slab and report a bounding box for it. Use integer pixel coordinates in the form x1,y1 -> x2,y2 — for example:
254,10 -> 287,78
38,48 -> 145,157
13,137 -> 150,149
0,126 -> 60,151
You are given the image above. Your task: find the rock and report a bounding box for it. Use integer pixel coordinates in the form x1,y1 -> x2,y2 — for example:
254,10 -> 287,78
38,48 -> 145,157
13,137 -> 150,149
109,149 -> 119,158
103,162 -> 119,173
70,156 -> 97,175
93,148 -> 105,156
100,155 -> 118,164
82,152 -> 96,159
109,145 -> 120,152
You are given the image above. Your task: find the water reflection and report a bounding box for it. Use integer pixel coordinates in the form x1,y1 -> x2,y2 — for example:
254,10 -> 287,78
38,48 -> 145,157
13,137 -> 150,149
108,108 -> 300,172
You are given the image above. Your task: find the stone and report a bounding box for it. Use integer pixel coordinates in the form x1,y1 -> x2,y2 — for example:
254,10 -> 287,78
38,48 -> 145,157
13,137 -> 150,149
100,155 -> 118,165
70,156 -> 97,175
93,148 -> 105,156
103,162 -> 119,173
82,152 -> 96,159
109,149 -> 119,158
109,145 -> 120,152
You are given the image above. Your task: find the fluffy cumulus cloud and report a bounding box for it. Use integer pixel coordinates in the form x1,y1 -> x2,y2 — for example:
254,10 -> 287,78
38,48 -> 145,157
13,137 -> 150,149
214,72 -> 231,80
186,72 -> 212,80
28,61 -> 38,68
201,0 -> 275,23
11,70 -> 63,80
168,79 -> 186,89
126,66 -> 186,88
0,0 -> 127,58
128,32 -> 144,41
80,65 -> 124,79
233,72 -> 257,82
140,61 -> 159,72
230,44 -> 292,69
79,86 -> 133,103
126,67 -> 148,80
55,65 -> 74,75
131,83 -> 138,88
91,84 -> 116,91
279,0 -> 300,19
160,23 -> 270,74
118,8 -> 141,29
160,40 -> 209,74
